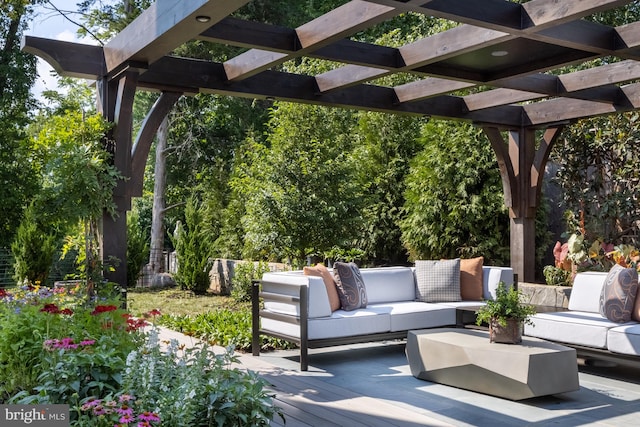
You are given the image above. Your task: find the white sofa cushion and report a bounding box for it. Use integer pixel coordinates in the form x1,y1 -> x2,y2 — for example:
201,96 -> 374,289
360,267 -> 416,304
262,308 -> 391,340
607,324 -> 640,355
568,272 -> 608,312
482,266 -> 514,300
368,302 -> 456,332
524,311 -> 620,349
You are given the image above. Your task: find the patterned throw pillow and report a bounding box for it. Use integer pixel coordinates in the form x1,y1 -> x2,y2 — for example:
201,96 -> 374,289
599,264 -> 639,323
332,262 -> 368,311
303,264 -> 341,312
415,259 -> 461,303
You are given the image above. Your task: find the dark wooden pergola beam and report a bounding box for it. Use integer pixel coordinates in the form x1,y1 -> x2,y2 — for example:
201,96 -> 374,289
223,0 -> 399,81
103,0 -> 251,74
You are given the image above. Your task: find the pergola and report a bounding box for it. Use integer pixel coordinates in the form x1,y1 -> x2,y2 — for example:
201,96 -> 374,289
22,0 -> 640,285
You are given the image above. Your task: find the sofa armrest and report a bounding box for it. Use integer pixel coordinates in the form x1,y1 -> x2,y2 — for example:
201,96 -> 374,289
260,272 -> 332,318
483,266 -> 514,300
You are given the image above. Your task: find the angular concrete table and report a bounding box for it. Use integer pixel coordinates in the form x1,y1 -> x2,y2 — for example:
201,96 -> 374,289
406,328 -> 579,400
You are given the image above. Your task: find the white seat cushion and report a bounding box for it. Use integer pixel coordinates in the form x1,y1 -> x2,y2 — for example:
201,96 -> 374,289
369,302 -> 456,332
607,324 -> 640,355
524,311 -> 619,349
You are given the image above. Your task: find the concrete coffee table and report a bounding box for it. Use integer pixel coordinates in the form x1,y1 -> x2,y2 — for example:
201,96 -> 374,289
406,328 -> 579,400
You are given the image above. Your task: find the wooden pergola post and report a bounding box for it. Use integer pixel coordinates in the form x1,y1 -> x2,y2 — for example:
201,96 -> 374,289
483,126 -> 563,282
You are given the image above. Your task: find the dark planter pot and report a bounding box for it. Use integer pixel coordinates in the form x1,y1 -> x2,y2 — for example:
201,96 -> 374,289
489,317 -> 522,344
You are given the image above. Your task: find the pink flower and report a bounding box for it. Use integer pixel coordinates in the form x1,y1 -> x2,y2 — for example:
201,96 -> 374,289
138,411 -> 160,422
116,405 -> 134,416
119,414 -> 135,423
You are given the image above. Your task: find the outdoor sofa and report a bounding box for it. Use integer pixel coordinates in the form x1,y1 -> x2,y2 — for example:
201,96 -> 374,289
251,260 -> 514,370
524,268 -> 640,365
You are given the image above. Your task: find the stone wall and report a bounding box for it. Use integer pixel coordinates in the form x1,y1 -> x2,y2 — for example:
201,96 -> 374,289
519,282 -> 572,308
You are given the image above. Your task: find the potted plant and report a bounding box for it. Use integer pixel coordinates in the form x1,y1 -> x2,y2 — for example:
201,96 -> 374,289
475,282 -> 537,344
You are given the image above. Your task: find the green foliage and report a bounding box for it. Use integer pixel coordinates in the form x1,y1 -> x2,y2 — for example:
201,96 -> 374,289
400,121 -> 509,263
231,261 -> 271,303
543,265 -> 572,287
31,111 -> 121,227
118,328 -> 284,426
551,113 -> 640,246
475,282 -> 537,327
0,0 -> 39,247
159,310 -> 294,353
11,203 -> 58,285
172,196 -> 213,294
232,103 -> 365,265
354,112 -> 426,265
126,208 -> 149,287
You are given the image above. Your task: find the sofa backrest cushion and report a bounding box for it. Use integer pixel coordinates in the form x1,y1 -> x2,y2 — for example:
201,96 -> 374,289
333,262 -> 368,311
415,259 -> 461,303
460,257 -> 484,301
599,264 -> 638,323
359,267 -> 416,304
304,264 -> 341,311
568,272 -> 608,312
482,266 -> 513,300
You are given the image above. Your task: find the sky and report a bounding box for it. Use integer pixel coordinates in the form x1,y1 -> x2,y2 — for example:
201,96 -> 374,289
25,0 -> 99,100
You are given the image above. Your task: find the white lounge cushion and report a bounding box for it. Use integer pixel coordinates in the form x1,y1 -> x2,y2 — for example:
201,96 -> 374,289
524,311 -> 620,349
368,302 -> 456,332
568,272 -> 608,313
482,266 -> 514,300
360,267 -> 416,304
262,308 -> 391,340
607,324 -> 640,355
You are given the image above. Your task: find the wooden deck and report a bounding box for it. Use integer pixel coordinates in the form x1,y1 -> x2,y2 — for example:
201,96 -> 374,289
158,328 -> 640,427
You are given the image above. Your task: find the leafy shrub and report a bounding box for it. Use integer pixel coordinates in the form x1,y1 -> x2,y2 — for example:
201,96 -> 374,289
231,261 -> 271,303
159,309 -> 294,352
115,328 -> 284,426
173,196 -> 213,294
11,203 -> 58,285
126,208 -> 149,287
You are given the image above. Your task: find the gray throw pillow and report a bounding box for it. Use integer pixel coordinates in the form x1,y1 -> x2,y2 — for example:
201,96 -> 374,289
415,259 -> 461,303
332,262 -> 368,311
599,264 -> 638,323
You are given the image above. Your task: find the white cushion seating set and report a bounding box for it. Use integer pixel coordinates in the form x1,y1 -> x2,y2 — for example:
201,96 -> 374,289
525,266 -> 640,365
251,258 -> 513,370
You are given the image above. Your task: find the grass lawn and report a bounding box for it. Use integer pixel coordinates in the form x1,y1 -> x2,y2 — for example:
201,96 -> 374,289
126,286 -> 249,317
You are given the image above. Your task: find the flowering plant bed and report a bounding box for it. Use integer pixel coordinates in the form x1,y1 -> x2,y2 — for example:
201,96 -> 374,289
0,283 -> 283,426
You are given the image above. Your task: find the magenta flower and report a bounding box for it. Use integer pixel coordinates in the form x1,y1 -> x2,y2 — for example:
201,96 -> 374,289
116,405 -> 134,417
138,411 -> 160,422
119,414 -> 135,423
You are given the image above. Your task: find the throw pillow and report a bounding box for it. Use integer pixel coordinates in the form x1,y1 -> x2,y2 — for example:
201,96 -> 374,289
415,259 -> 461,303
303,263 -> 341,312
599,264 -> 639,323
332,262 -> 368,311
460,257 -> 484,301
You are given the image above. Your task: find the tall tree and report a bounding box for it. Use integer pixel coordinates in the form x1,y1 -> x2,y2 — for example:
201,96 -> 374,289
0,0 -> 40,247
232,103 -> 364,265
400,121 -> 510,265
